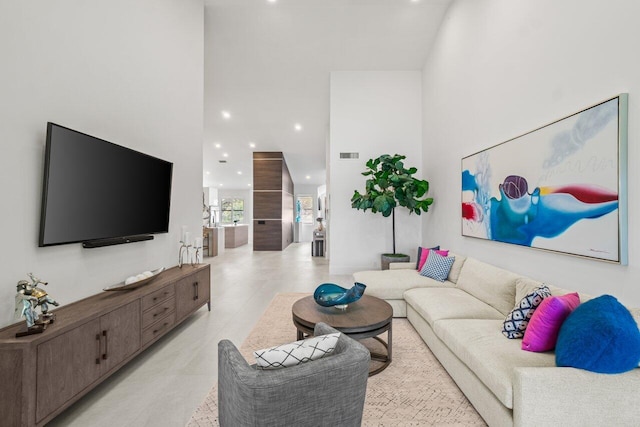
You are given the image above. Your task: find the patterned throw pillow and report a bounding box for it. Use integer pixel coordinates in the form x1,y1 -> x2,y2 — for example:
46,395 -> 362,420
416,245 -> 440,269
419,250 -> 455,282
417,249 -> 449,271
502,285 -> 551,339
254,333 -> 340,369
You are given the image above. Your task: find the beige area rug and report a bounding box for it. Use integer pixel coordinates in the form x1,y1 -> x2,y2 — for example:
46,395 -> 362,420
187,293 -> 486,426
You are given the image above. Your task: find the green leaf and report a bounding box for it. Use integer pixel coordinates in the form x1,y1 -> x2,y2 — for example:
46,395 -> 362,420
414,180 -> 427,197
372,195 -> 388,213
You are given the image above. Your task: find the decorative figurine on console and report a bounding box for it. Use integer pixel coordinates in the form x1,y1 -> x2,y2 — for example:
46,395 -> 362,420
14,273 -> 59,337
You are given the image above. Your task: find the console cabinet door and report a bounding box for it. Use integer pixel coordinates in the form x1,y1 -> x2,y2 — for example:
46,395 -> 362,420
35,301 -> 140,423
36,319 -> 102,423
175,269 -> 210,320
99,300 -> 141,373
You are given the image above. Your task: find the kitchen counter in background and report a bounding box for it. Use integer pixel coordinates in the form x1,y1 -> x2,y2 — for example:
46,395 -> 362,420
224,224 -> 248,248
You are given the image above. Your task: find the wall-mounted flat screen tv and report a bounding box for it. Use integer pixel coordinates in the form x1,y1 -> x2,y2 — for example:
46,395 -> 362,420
39,122 -> 173,248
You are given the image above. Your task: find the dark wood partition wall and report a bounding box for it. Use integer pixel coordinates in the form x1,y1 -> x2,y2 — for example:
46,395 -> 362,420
253,152 -> 294,251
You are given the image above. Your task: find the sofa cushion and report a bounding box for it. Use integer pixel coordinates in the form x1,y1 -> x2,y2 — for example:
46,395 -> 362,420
353,269 -> 454,300
445,252 -> 466,284
456,257 -> 519,316
389,262 -> 415,270
556,295 -> 640,373
515,276 -> 593,303
404,288 -> 503,328
433,319 -> 556,409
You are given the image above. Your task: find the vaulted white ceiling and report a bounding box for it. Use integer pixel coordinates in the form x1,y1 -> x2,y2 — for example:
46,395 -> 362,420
203,0 -> 452,190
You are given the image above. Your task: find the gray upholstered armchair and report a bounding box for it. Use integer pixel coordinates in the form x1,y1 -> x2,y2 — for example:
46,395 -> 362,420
218,322 -> 370,427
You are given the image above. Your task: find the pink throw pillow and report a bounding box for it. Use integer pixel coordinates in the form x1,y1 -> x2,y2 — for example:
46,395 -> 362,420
417,249 -> 449,271
522,292 -> 580,352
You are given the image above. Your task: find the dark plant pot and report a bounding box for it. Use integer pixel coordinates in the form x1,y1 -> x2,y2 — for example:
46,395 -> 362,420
381,253 -> 410,270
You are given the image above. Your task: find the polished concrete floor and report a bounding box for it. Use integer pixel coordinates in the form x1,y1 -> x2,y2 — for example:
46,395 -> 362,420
48,243 -> 351,427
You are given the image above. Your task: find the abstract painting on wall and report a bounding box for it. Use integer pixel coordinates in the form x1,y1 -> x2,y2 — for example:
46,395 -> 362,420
461,94 -> 628,264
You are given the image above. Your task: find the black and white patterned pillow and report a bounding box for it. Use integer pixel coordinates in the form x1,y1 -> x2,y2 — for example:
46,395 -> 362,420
254,333 -> 340,369
502,285 -> 551,339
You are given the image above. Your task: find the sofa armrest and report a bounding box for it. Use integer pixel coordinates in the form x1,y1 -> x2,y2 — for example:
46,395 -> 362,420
389,262 -> 415,270
513,366 -> 640,426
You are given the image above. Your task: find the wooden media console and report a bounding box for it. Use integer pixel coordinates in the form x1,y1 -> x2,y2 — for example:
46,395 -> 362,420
0,264 -> 210,427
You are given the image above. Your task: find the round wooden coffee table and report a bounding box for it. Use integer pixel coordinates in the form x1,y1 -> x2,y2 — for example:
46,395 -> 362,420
292,295 -> 392,376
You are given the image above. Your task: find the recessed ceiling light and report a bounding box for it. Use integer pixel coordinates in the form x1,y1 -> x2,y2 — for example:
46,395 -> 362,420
219,183 -> 223,187
247,183 -> 252,187
305,175 -> 311,180
294,123 -> 303,132
237,171 -> 242,175
267,0 -> 277,3
221,111 -> 231,120
214,143 -> 221,148
249,142 -> 256,148
223,153 -> 228,157
206,171 -> 210,175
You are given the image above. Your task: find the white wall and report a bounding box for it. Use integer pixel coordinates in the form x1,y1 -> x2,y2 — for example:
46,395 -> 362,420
0,0 -> 204,328
422,0 -> 640,307
317,184 -> 327,219
295,184 -> 320,243
329,71 -> 423,274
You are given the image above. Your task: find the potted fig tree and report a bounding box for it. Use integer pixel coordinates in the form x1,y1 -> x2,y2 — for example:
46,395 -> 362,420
351,154 -> 433,269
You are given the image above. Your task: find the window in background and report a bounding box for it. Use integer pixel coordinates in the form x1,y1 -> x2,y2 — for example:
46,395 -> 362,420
296,196 -> 314,224
221,198 -> 244,224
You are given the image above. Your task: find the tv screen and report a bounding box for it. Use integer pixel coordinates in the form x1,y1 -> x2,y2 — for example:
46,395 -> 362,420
39,122 -> 173,247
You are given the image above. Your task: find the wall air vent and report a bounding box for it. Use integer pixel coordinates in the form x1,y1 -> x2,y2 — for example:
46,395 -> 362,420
339,152 -> 359,159
218,160 -> 227,163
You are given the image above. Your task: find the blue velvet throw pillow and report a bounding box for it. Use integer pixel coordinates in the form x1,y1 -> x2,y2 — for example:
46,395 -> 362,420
556,295 -> 640,374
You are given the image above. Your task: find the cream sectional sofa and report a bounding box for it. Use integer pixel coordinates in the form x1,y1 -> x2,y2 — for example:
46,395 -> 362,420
353,253 -> 640,427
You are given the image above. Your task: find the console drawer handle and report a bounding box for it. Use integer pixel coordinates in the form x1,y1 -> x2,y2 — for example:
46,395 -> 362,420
153,307 -> 170,318
102,330 -> 108,360
153,291 -> 170,302
95,334 -> 101,365
153,322 -> 169,334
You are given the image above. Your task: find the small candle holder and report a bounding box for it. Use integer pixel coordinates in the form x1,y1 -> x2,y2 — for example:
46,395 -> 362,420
192,247 -> 201,266
178,241 -> 192,268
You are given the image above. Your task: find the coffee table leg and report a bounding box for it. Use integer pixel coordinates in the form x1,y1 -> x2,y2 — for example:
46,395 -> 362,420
387,322 -> 392,362
297,329 -> 303,340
